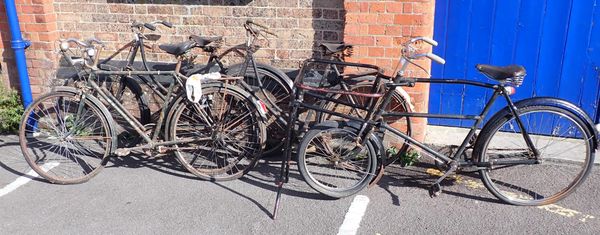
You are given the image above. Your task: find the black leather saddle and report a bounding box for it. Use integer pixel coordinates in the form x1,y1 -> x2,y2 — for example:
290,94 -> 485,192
476,64 -> 526,82
320,42 -> 353,55
189,35 -> 223,48
159,41 -> 197,56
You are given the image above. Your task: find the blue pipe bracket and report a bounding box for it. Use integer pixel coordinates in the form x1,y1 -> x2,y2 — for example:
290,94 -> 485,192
4,0 -> 33,108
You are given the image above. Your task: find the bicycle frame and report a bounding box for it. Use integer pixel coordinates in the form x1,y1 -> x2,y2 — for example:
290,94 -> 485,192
77,66 -> 225,155
293,59 -> 539,174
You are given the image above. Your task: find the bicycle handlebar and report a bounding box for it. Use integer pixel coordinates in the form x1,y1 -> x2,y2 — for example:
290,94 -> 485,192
407,37 -> 438,46
426,53 -> 445,64
132,20 -> 174,31
245,19 -> 278,38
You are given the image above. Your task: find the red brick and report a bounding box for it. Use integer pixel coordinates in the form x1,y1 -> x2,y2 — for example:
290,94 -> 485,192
369,2 -> 386,13
345,36 -> 374,46
368,25 -> 385,35
377,14 -> 394,24
375,36 -> 393,47
38,32 -> 58,41
368,47 -> 384,57
386,2 -> 403,13
359,2 -> 369,12
385,47 -> 401,57
386,25 -> 403,36
356,14 -> 377,23
345,2 -> 360,12
403,3 -> 413,14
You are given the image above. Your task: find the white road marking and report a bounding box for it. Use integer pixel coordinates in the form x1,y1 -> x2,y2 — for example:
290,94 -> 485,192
0,162 -> 59,197
337,195 -> 370,235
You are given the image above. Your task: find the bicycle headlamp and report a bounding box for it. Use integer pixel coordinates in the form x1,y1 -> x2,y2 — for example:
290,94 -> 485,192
59,41 -> 69,51
86,48 -> 96,57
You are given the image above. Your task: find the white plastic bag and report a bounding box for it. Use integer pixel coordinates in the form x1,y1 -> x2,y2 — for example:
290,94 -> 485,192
185,72 -> 221,103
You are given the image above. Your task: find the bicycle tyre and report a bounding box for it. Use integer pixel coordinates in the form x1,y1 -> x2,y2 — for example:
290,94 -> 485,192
169,82 -> 267,181
474,104 -> 595,206
297,121 -> 377,198
19,91 -> 114,184
226,64 -> 292,154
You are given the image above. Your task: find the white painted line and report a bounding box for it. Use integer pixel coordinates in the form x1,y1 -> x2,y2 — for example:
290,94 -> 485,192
337,195 -> 370,235
0,162 -> 59,198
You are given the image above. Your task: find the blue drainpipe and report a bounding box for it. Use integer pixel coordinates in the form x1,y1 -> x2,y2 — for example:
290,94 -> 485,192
4,0 -> 33,108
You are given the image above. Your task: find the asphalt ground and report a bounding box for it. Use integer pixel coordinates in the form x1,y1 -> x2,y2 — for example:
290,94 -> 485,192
1,135 -> 599,234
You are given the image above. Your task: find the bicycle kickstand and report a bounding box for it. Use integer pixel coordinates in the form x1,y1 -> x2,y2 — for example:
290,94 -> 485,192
428,161 -> 458,198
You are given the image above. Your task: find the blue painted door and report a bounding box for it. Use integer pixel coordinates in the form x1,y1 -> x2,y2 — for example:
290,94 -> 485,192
429,0 -> 600,128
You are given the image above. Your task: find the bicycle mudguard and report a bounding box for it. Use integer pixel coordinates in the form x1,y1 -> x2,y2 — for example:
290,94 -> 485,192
481,97 -> 598,150
227,62 -> 294,91
49,86 -> 119,153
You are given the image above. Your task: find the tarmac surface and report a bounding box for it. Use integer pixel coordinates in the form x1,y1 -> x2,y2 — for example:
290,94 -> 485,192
1,134 -> 599,234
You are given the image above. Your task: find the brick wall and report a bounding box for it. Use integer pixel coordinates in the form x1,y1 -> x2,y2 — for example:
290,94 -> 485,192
53,0 -> 345,69
1,0 -> 346,96
0,0 -> 436,141
0,0 -> 59,94
344,0 -> 435,141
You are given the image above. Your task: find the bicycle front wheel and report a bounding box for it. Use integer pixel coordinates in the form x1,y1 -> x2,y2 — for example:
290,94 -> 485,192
19,91 -> 113,184
297,123 -> 377,198
170,82 -> 266,181
319,83 -> 412,166
474,105 -> 595,206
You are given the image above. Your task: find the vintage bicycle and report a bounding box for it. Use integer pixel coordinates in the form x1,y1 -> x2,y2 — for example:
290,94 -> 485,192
19,37 -> 267,183
273,36 -> 598,217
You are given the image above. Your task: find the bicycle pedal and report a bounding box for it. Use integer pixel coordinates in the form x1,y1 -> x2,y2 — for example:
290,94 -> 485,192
428,183 -> 442,198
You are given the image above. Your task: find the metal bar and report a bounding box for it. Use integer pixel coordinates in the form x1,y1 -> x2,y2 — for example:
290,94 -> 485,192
4,0 -> 32,107
299,102 -> 375,125
393,77 -> 498,89
95,70 -> 178,76
382,111 -> 481,120
305,91 -> 370,112
88,80 -> 152,143
382,122 -> 453,163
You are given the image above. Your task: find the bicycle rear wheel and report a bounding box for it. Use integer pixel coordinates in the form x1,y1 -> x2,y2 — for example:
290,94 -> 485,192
19,91 -> 113,184
227,65 -> 292,154
170,82 -> 266,181
474,105 -> 595,206
297,123 -> 377,198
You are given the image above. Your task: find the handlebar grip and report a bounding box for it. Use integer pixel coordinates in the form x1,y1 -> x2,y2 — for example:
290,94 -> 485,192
426,53 -> 446,64
144,23 -> 156,31
162,21 -> 173,28
421,37 -> 438,47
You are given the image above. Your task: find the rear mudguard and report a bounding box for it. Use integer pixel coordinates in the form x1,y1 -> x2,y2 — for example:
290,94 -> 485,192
478,97 -> 598,150
227,62 -> 294,92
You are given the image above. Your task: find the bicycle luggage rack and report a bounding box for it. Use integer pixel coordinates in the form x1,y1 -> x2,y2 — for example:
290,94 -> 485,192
272,58 -> 386,219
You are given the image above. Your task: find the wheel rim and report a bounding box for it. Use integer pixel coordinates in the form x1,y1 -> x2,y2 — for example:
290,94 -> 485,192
20,93 -> 111,183
481,109 -> 593,205
302,128 -> 373,192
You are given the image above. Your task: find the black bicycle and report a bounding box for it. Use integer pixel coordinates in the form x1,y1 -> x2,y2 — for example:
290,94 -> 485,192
273,37 -> 598,217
